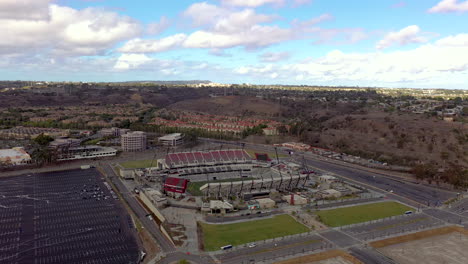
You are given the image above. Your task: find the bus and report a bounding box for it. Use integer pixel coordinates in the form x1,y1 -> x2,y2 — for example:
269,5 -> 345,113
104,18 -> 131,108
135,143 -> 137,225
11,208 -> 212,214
220,245 -> 233,250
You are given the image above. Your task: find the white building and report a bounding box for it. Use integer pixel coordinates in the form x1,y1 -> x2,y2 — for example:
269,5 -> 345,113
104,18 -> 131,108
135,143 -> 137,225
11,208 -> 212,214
0,147 -> 31,165
100,127 -> 129,137
158,133 -> 184,146
121,131 -> 147,152
56,145 -> 117,161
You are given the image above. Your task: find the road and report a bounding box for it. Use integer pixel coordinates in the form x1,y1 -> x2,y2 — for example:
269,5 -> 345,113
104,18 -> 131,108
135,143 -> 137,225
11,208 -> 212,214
101,164 -> 176,253
216,233 -> 333,264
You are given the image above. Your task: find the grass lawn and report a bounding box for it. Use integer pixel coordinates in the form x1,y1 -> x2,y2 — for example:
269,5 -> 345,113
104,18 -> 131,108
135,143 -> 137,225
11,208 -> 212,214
244,149 -> 288,159
200,214 -> 309,251
187,178 -> 253,196
315,201 -> 412,227
120,159 -> 157,169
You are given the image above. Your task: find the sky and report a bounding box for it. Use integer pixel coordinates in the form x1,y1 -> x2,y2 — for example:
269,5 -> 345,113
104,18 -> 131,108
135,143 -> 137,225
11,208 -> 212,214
1,0 -> 468,89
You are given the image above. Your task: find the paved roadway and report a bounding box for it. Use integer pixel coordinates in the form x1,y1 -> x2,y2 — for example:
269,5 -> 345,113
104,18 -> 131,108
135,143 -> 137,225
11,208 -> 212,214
216,233 -> 333,264
101,165 -> 176,253
318,229 -> 361,248
342,213 -> 445,241
423,208 -> 468,225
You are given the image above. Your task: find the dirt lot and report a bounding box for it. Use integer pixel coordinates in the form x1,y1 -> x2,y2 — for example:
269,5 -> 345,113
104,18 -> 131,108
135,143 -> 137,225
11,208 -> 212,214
379,232 -> 468,264
308,257 -> 354,264
275,250 -> 361,264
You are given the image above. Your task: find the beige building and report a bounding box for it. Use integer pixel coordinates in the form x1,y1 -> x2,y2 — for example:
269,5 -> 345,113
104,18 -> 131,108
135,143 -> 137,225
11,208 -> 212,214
0,147 -> 31,165
121,131 -> 147,152
283,194 -> 308,205
256,198 -> 276,209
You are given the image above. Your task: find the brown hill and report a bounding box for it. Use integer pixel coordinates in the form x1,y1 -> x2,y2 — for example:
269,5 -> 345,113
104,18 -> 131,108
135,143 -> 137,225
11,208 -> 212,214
168,96 -> 281,117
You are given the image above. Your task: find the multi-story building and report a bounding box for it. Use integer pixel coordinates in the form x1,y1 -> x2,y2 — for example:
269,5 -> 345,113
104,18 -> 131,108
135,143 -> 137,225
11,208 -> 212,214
99,127 -> 129,137
158,133 -> 184,146
56,145 -> 117,161
121,131 -> 147,152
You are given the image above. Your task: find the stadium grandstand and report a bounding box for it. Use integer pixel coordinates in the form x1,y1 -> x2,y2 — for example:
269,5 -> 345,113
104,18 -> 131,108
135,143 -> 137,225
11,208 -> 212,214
200,173 -> 309,199
155,149 -> 253,180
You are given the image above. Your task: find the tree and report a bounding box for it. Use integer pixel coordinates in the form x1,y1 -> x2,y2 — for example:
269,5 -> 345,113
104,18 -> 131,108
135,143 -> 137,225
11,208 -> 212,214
33,133 -> 54,146
412,164 -> 437,180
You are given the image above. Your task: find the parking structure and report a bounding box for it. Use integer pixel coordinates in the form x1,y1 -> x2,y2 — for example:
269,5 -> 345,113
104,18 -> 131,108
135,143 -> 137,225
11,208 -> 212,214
0,169 -> 139,264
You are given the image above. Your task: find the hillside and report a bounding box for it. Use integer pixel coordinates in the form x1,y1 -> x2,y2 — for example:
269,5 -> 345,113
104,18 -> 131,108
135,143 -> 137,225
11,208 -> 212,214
313,111 -> 468,167
168,96 -> 282,117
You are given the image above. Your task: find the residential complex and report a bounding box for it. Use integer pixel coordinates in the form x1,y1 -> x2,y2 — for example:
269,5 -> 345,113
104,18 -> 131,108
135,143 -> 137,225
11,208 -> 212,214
151,111 -> 284,135
0,126 -> 69,139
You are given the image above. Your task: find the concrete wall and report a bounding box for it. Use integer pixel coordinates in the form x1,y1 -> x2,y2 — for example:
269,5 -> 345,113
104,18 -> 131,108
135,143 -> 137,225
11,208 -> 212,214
139,191 -> 166,223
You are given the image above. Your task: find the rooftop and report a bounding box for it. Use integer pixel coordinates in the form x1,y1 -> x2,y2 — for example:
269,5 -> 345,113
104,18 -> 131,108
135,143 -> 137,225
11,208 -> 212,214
159,133 -> 183,140
0,147 -> 29,158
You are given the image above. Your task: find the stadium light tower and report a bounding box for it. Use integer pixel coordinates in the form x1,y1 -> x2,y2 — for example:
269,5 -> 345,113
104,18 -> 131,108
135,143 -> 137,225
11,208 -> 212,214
274,147 -> 280,164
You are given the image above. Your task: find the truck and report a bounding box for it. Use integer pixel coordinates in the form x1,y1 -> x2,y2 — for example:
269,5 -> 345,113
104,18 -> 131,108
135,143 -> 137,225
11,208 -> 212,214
81,165 -> 91,170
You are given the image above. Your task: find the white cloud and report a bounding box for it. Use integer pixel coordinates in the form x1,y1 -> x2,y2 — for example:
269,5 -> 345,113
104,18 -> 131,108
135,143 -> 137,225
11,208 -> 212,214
292,0 -> 312,7
376,25 -> 428,50
259,51 -> 290,62
220,0 -> 285,7
114,53 -> 152,70
183,25 -> 292,49
436,33 -> 468,46
0,3 -> 142,56
233,34 -> 468,86
147,16 -> 170,35
183,2 -> 230,27
213,9 -> 276,33
121,4 -> 352,54
0,0 -> 52,20
428,0 -> 468,13
118,34 -> 187,53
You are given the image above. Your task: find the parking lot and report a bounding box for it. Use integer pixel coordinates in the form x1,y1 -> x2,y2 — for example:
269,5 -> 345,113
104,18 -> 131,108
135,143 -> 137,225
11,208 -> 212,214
0,169 -> 139,264
342,213 -> 444,241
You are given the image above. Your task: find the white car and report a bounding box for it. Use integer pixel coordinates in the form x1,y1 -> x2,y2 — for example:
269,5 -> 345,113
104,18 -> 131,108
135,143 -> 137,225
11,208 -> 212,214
248,243 -> 257,248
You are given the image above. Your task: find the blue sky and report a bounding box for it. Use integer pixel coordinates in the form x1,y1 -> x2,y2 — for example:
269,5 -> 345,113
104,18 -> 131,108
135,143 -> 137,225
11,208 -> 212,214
1,0 -> 468,88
